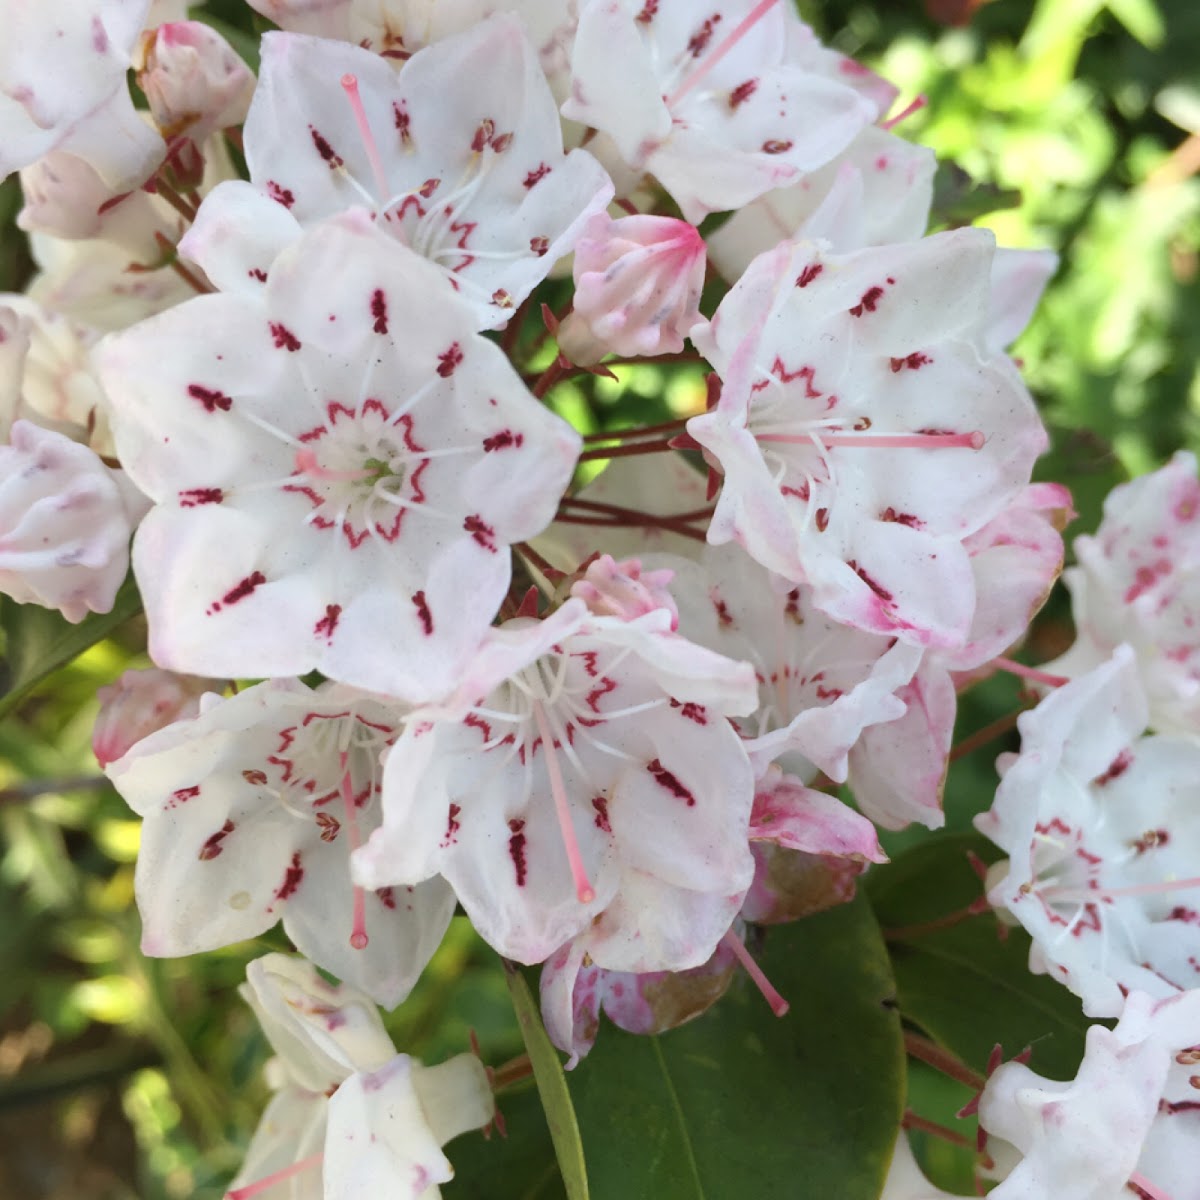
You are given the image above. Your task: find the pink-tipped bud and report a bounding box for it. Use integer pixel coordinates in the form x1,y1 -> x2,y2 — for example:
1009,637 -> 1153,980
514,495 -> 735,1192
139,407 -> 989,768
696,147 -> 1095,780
570,555 -> 680,628
558,213 -> 706,367
93,668 -> 215,767
135,21 -> 255,142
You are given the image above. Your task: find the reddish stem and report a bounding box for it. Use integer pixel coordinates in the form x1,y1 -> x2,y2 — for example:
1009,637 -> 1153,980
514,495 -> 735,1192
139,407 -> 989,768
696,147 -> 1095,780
949,707 -> 1027,762
992,656 -> 1068,688
904,1031 -> 986,1092
902,1109 -> 974,1148
578,438 -> 678,463
581,416 -> 692,443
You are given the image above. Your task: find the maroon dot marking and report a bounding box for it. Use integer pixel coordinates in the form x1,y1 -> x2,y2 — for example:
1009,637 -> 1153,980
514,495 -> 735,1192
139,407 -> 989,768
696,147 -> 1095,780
412,590 -> 433,636
762,139 -> 793,154
482,429 -> 524,452
464,514 -> 498,552
847,559 -> 893,603
376,885 -> 397,909
172,785 -> 200,804
309,126 -> 343,168
269,322 -> 301,351
314,604 -> 342,641
187,384 -> 232,413
179,487 -> 223,507
266,181 -> 295,208
889,352 -> 931,372
796,262 -> 823,288
669,699 -> 708,725
592,796 -> 611,833
687,14 -> 721,56
880,507 -> 922,528
1094,749 -> 1133,786
730,79 -> 758,108
508,819 -> 528,886
198,819 -> 234,861
436,342 -> 463,377
849,286 -> 885,317
635,0 -> 658,21
316,811 -> 340,843
713,597 -> 733,626
248,268 -> 267,282
221,572 -> 266,607
370,289 -> 389,335
523,163 -> 551,189
392,101 -> 412,145
275,852 -> 304,900
647,759 -> 695,806
815,507 -> 830,532
443,803 -> 461,847
529,235 -> 549,257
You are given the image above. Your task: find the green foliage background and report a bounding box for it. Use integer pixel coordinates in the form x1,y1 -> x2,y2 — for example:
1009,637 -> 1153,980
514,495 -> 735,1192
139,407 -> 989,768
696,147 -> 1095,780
0,1 -> 1196,1196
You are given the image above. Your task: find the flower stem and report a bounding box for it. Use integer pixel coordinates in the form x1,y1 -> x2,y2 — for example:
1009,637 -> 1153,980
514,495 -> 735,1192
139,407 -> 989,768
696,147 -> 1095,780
903,1031 -> 986,1092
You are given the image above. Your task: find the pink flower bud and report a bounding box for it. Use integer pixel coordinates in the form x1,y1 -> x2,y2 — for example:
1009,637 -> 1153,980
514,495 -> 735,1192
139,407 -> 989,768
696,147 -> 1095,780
92,667 -> 213,767
570,554 -> 679,627
135,21 -> 255,142
558,213 -> 706,366
0,421 -> 140,623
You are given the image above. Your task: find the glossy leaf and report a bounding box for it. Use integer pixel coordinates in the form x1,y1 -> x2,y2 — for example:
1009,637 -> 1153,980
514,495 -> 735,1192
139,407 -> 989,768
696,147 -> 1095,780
567,894 -> 903,1200
868,832 -> 1092,1080
504,961 -> 589,1200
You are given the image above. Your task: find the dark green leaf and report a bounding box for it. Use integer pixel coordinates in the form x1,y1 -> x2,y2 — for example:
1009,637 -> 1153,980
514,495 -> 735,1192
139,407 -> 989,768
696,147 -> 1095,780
869,833 -> 1091,1080
930,161 -> 1022,228
568,894 -> 903,1200
505,961 -> 589,1200
0,574 -> 141,721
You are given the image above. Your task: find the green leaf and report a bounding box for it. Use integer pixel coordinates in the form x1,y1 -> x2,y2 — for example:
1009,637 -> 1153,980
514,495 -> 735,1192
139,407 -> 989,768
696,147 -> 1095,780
929,161 -> 1023,228
567,894 -> 904,1200
445,1082 -> 566,1200
0,574 -> 141,721
504,961 -> 589,1200
869,833 -> 1091,1080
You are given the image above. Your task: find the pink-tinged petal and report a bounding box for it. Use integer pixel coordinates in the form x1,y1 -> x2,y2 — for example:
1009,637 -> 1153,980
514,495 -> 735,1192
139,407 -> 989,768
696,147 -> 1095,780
707,126 -> 936,279
987,246 -> 1058,353
540,940 -> 601,1068
848,662 -> 956,831
571,554 -> 679,627
740,841 -> 868,924
178,180 -> 305,297
92,667 -> 213,767
750,767 -> 885,861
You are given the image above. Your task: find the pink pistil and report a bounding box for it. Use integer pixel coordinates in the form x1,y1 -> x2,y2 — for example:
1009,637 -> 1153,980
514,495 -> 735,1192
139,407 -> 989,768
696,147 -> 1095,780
758,430 -> 985,451
1128,1172 -> 1175,1200
1043,876 -> 1200,902
226,1153 -> 324,1200
531,701 -> 595,904
881,94 -> 928,131
294,448 -> 375,483
339,750 -> 369,950
667,0 -> 781,109
340,73 -> 392,203
722,929 -> 789,1017
992,655 -> 1068,688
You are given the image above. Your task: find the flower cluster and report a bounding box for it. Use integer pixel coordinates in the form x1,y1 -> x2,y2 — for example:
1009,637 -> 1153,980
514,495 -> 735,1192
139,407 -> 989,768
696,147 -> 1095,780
3,1 -> 1196,1194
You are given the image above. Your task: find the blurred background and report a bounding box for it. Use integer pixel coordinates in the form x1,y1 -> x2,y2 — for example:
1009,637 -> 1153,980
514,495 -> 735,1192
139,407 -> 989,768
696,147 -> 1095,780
0,0 -> 1197,1195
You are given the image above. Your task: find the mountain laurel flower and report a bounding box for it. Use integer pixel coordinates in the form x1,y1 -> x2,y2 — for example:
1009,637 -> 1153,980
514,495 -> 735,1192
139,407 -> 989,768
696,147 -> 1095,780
92,666 -> 214,767
563,0 -> 877,222
0,420 -> 147,622
133,21 -> 256,143
104,678 -> 456,1007
977,988 -> 1200,1200
96,214 -> 580,698
557,213 -> 707,365
229,954 -> 494,1200
0,0 -> 164,188
570,553 -> 680,628
976,648 -> 1200,1018
1042,451 -> 1200,737
689,227 -> 1046,649
354,598 -> 759,972
208,17 -> 612,330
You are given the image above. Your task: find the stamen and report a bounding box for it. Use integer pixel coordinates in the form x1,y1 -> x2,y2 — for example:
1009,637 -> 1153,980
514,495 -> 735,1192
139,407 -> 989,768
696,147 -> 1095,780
722,929 -> 789,1017
1043,876 -> 1200,902
667,0 -> 781,109
531,701 -> 595,904
992,656 -> 1068,688
226,1154 -> 324,1200
758,430 -> 985,451
881,94 -> 928,131
338,750 -> 369,950
340,74 -> 392,203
